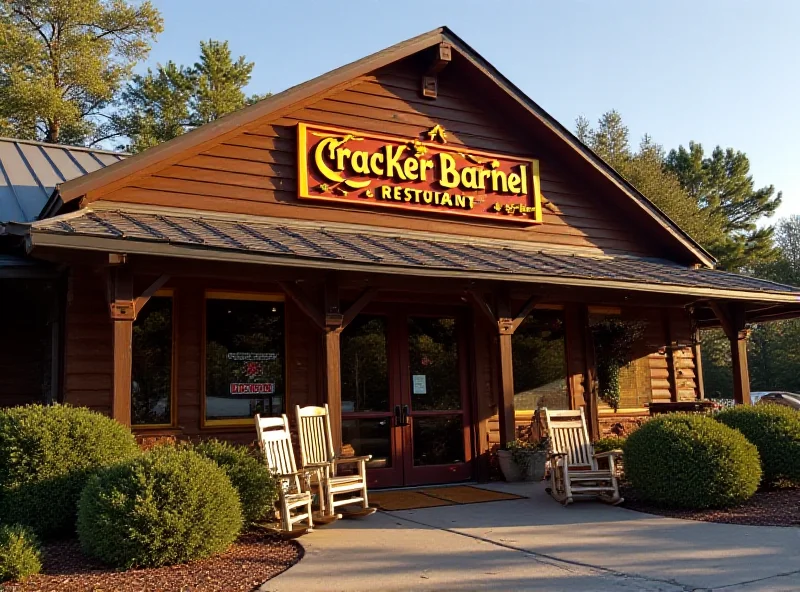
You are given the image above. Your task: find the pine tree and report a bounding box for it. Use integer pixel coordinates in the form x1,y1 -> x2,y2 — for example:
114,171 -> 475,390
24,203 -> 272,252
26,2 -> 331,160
113,40 -> 268,152
0,0 -> 163,145
665,143 -> 782,270
576,112 -> 718,249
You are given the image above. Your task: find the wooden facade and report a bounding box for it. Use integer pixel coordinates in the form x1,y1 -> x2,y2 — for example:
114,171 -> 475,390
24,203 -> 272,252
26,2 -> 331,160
6,27 -> 800,487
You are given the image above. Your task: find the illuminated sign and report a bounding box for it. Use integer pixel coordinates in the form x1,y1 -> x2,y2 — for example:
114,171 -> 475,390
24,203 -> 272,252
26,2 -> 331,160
297,123 -> 542,223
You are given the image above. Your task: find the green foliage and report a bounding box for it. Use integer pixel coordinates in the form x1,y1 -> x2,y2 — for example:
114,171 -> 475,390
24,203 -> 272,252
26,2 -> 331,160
192,439 -> 278,523
0,0 -> 163,144
624,414 -> 761,508
576,112 -> 718,248
77,446 -> 243,568
0,524 -> 41,583
0,404 -> 140,537
716,405 -> 800,485
665,142 -> 781,271
591,318 -> 644,410
593,436 -> 626,454
113,39 -> 268,152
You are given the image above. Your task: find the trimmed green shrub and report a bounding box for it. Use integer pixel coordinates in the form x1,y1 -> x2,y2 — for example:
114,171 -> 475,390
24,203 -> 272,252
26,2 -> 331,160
0,525 -> 42,583
594,436 -> 626,454
624,414 -> 761,509
717,404 -> 800,485
192,439 -> 279,523
77,446 -> 243,568
0,404 -> 140,537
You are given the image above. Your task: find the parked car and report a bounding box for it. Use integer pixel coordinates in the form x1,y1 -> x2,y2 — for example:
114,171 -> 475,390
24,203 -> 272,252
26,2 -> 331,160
752,391 -> 800,410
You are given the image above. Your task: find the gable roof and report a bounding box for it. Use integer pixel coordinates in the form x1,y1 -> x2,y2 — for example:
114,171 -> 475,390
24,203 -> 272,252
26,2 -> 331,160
53,26 -> 716,268
0,137 -> 126,223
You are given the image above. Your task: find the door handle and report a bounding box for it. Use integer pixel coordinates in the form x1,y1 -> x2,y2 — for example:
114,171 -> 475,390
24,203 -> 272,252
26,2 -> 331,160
401,405 -> 410,427
394,405 -> 402,427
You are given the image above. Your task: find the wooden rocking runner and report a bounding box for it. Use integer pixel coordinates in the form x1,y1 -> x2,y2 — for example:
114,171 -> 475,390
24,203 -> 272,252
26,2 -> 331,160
541,407 -> 623,506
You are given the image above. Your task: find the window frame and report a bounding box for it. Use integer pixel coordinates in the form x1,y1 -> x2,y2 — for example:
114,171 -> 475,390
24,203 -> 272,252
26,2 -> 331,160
131,288 -> 178,430
201,290 -> 287,428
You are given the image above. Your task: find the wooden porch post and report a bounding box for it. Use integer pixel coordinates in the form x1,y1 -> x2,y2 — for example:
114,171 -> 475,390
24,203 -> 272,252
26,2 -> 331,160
470,289 -> 539,447
710,302 -> 752,405
579,304 -> 601,441
108,267 -> 171,427
280,278 -> 377,456
109,267 -> 134,426
495,291 -> 516,448
324,275 -> 344,455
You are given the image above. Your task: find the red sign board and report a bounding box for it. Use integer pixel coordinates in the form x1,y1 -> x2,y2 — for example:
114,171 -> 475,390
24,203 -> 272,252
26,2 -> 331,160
297,123 -> 542,224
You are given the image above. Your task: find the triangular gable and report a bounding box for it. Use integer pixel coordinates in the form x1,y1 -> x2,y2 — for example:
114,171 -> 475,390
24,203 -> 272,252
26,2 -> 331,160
53,26 -> 715,268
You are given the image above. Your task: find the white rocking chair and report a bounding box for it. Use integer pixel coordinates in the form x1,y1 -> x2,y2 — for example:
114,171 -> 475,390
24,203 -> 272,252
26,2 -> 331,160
541,407 -> 623,506
255,413 -> 317,535
296,404 -> 376,518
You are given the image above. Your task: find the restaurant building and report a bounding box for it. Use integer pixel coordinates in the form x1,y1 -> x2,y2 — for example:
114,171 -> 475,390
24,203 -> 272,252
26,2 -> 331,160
4,27 -> 800,487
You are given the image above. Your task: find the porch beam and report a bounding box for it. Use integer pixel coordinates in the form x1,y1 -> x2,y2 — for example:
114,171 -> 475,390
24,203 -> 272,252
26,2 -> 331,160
709,301 -> 752,405
341,288 -> 378,330
278,281 -> 326,330
107,267 -> 134,427
133,274 -> 171,316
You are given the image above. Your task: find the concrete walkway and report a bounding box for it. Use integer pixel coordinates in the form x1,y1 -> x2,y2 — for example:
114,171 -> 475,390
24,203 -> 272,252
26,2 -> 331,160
265,483 -> 800,591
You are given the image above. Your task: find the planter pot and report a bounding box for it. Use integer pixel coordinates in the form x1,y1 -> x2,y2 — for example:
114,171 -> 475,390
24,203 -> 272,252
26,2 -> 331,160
498,450 -> 546,482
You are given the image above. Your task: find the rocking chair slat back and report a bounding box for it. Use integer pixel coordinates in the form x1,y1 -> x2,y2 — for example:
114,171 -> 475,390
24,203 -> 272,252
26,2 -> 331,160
255,414 -> 301,492
543,408 -> 597,470
296,404 -> 335,465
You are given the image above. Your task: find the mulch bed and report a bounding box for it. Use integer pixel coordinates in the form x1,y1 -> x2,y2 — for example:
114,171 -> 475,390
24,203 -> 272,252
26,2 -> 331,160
621,484 -> 800,527
4,530 -> 302,592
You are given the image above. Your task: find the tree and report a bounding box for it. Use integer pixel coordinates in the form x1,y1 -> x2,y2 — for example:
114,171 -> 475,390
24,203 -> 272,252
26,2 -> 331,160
702,217 -> 800,398
0,0 -> 163,145
113,39 -> 268,152
576,112 -> 719,248
665,142 -> 782,270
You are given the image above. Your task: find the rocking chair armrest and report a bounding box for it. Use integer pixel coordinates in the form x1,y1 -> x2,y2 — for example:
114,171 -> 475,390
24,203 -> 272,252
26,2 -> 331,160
302,462 -> 331,469
548,451 -> 568,459
334,455 -> 372,465
593,450 -> 623,459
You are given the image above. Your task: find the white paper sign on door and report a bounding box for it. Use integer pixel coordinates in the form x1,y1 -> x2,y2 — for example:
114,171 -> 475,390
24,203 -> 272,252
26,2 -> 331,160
412,374 -> 427,395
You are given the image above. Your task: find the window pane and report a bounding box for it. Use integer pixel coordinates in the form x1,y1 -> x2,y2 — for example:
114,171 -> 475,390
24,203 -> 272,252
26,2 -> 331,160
205,297 -> 285,421
341,316 -> 389,412
413,416 -> 464,466
408,317 -> 460,411
132,296 -> 173,425
512,309 -> 569,410
342,418 -> 392,468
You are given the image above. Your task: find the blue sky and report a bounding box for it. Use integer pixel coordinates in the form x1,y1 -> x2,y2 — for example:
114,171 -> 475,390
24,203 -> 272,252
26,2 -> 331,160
141,0 -> 800,219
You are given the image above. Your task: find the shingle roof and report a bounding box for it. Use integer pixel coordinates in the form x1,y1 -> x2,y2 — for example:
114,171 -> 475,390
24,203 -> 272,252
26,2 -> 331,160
0,138 -> 126,223
25,207 -> 800,301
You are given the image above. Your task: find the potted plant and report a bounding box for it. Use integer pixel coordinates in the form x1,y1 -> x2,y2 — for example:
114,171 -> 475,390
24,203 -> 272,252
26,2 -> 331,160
497,438 -> 548,482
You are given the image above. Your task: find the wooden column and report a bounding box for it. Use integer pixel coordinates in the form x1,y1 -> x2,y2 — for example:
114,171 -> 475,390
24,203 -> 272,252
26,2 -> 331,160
280,278 -> 377,456
470,289 -> 539,447
579,304 -> 600,441
495,291 -> 516,447
324,275 -> 344,455
710,302 -> 752,405
108,268 -> 171,427
109,267 -> 134,426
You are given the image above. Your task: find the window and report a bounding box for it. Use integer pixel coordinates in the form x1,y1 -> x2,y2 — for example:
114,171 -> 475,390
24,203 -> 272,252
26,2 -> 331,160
512,309 -> 569,410
204,293 -> 285,425
132,293 -> 174,426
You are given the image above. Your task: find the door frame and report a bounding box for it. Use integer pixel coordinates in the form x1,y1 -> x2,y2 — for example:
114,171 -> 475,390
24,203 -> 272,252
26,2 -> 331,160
340,302 -> 475,488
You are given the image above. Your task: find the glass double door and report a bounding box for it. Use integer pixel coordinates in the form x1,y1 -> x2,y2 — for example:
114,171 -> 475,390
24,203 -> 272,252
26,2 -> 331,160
340,306 -> 472,488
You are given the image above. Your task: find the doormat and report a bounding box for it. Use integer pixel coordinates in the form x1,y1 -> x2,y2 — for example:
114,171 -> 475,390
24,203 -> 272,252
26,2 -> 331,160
370,486 -> 525,511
